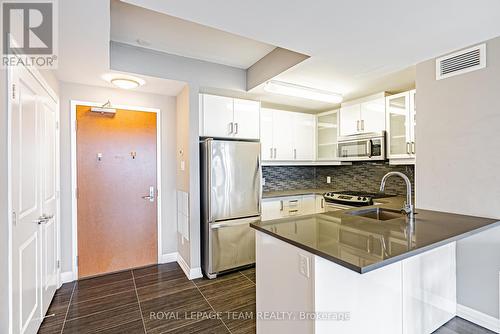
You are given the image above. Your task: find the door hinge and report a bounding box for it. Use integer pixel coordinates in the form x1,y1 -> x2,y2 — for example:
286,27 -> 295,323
12,211 -> 17,226
11,83 -> 16,100
57,260 -> 60,269
75,187 -> 79,199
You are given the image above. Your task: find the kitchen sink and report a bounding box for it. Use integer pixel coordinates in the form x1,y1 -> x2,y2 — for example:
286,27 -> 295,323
346,208 -> 408,221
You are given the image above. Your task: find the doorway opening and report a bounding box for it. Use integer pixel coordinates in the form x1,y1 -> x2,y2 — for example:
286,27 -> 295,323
71,101 -> 162,279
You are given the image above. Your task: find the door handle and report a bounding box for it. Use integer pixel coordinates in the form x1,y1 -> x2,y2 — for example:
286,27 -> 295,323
34,214 -> 54,225
141,186 -> 155,202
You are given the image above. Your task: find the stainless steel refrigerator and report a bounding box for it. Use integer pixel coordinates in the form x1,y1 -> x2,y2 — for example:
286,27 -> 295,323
200,138 -> 261,279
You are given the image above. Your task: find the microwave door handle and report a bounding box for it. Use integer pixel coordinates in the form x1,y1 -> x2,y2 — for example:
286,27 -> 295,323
367,140 -> 373,158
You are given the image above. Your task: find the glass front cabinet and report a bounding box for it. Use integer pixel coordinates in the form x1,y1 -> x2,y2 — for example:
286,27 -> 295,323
316,109 -> 339,160
386,90 -> 416,163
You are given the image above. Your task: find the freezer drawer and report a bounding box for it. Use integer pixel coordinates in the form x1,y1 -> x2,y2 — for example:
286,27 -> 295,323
209,217 -> 257,274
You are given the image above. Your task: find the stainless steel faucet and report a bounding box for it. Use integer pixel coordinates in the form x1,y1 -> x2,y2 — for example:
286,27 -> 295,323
380,172 -> 414,218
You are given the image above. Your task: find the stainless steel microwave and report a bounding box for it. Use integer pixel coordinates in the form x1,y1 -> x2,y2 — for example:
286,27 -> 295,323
337,132 -> 386,161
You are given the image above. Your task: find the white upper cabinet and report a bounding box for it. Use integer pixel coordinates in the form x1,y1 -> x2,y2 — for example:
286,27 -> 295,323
339,104 -> 361,136
201,94 -> 234,138
260,108 -> 274,160
272,110 -> 295,160
200,94 -> 260,140
233,98 -> 260,139
261,108 -> 315,162
360,97 -> 386,133
386,90 -> 416,163
293,113 -> 315,161
339,93 -> 387,137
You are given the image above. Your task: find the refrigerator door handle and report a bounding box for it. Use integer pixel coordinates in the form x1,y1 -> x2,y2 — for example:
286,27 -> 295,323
211,217 -> 260,229
206,140 -> 213,222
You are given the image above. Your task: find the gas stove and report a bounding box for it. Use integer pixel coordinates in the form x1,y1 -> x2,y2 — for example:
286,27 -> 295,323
323,191 -> 391,207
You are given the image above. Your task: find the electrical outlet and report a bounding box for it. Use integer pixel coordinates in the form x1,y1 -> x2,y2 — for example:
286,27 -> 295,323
326,176 -> 331,184
299,254 -> 310,278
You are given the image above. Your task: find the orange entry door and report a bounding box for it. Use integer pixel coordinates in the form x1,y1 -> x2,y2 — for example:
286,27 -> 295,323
76,105 -> 158,278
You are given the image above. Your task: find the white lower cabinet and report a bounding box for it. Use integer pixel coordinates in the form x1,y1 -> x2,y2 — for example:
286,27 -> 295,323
262,195 -> 324,221
256,231 -> 456,334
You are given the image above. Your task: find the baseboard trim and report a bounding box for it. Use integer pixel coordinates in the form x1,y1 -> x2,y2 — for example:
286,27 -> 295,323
457,304 -> 500,333
159,252 -> 178,264
60,271 -> 76,284
177,254 -> 203,280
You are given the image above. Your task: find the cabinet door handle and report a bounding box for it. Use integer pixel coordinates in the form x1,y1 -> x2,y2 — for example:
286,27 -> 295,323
294,148 -> 297,159
269,148 -> 273,159
280,200 -> 284,211
356,120 -> 360,131
229,122 -> 234,134
361,120 -> 365,131
273,148 -> 277,159
406,142 -> 411,154
411,142 -> 415,154
321,198 -> 324,209
234,122 -> 239,134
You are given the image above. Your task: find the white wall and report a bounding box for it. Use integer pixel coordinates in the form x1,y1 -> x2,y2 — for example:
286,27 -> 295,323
58,81 -> 178,274
416,36 -> 500,318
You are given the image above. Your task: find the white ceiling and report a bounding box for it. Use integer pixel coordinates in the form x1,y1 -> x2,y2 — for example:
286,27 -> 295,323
122,0 -> 500,103
56,0 -> 186,96
111,0 -> 276,69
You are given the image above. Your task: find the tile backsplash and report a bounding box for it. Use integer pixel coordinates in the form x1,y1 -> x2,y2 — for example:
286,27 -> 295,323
263,162 -> 415,197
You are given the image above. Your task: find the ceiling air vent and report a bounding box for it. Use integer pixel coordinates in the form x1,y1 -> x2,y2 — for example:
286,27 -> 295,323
436,44 -> 486,80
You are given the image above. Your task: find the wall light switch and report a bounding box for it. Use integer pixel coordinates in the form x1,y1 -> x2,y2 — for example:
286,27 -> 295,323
326,176 -> 331,184
299,254 -> 310,278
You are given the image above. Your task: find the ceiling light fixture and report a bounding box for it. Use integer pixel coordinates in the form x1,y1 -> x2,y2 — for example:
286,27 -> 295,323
264,80 -> 343,104
111,78 -> 141,89
102,74 -> 146,90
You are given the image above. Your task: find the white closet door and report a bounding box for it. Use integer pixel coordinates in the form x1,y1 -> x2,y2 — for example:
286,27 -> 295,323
11,66 -> 58,334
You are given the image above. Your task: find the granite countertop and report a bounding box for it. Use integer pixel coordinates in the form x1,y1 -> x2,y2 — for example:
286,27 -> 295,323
251,197 -> 500,273
262,188 -> 336,198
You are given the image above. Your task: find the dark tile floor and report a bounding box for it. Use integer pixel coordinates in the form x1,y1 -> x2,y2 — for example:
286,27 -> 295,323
38,263 -> 255,334
38,263 -> 492,334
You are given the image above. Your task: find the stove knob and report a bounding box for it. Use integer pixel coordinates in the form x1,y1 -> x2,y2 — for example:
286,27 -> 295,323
363,197 -> 367,201
357,197 -> 361,200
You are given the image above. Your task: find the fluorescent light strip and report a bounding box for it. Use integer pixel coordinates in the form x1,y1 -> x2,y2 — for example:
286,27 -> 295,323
264,80 -> 343,103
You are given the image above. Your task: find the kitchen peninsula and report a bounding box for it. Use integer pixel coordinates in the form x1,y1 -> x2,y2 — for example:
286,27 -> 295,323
250,197 -> 500,334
